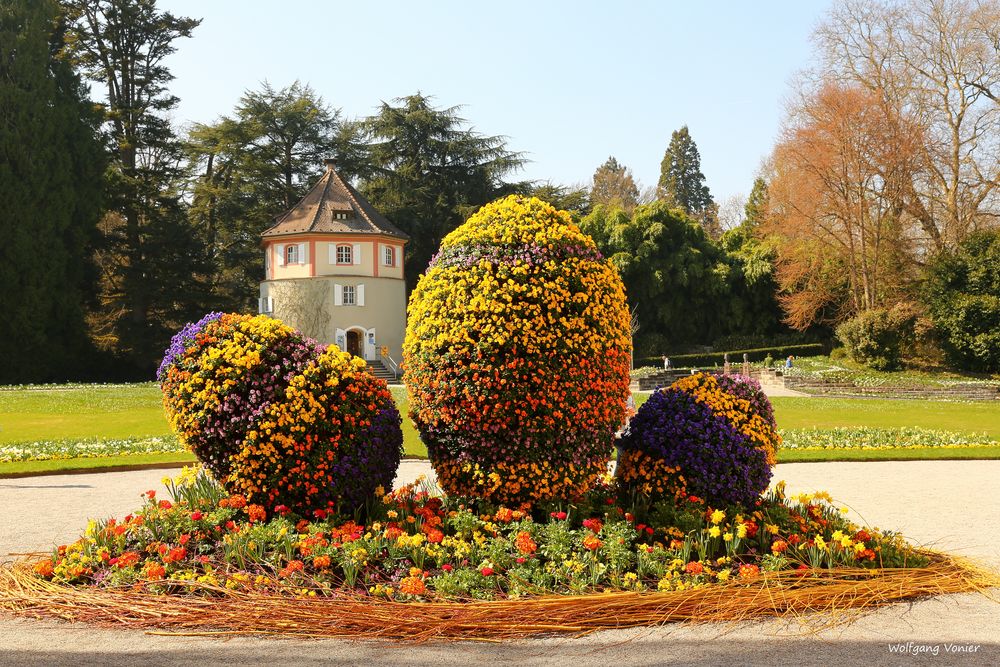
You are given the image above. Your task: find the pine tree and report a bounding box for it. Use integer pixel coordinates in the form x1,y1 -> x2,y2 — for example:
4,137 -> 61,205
0,0 -> 105,382
65,0 -> 205,374
185,81 -> 346,311
590,157 -> 639,211
657,126 -> 714,215
360,94 -> 526,290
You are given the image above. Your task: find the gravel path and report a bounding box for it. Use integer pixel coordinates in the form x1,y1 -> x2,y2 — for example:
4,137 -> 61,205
1,460 -> 998,666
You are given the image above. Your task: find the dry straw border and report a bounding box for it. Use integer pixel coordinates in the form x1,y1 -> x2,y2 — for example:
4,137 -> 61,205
1,552 -> 998,642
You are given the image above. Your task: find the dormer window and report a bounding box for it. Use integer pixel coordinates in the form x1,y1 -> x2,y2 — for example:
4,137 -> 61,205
285,244 -> 299,265
336,244 -> 353,264
333,210 -> 351,220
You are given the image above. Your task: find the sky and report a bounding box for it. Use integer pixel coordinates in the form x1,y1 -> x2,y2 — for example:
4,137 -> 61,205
157,0 -> 833,205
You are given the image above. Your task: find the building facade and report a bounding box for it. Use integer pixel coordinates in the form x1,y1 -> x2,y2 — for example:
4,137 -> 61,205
259,160 -> 409,371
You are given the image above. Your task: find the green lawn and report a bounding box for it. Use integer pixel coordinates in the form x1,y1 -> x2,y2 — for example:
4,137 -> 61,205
770,397 -> 1000,438
1,384 -> 999,476
0,383 -> 169,443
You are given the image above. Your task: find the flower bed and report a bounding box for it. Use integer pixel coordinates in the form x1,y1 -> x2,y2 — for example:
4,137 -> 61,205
0,435 -> 183,463
3,466 -> 996,639
779,427 -> 996,450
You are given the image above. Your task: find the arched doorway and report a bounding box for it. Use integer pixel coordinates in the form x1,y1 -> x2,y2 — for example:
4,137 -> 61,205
346,329 -> 362,358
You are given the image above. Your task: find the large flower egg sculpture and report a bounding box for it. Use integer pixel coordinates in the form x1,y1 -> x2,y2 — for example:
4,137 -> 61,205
403,196 -> 632,504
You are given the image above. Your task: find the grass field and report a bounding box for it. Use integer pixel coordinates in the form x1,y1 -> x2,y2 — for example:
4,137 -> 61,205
1,383 -> 999,476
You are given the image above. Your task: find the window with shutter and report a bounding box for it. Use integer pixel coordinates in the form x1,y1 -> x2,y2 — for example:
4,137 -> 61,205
285,244 -> 298,265
336,244 -> 352,264
342,285 -> 356,306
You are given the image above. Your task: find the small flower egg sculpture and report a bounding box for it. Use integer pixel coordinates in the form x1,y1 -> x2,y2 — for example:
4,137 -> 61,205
159,313 -> 403,514
616,373 -> 778,506
403,196 -> 632,504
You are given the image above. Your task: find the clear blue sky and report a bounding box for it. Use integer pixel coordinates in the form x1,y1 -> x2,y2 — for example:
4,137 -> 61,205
159,0 -> 832,204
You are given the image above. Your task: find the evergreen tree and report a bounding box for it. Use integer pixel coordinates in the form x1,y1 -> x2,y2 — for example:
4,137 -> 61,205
525,181 -> 590,219
0,0 -> 105,382
743,177 -> 769,228
657,126 -> 714,215
185,81 -> 347,311
590,156 -> 639,211
65,0 -> 204,374
359,93 -> 526,290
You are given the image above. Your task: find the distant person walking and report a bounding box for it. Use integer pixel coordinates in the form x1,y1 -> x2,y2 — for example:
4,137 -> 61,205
662,355 -> 671,370
785,355 -> 794,369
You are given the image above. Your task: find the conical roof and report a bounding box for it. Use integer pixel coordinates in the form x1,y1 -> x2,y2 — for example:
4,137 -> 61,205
261,161 -> 409,240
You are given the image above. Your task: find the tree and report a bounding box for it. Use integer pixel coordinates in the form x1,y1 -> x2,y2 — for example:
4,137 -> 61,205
185,81 -> 346,311
358,93 -> 526,290
65,0 -> 205,373
657,126 -> 713,216
0,0 -> 105,382
923,230 -> 1000,372
580,203 -> 732,353
590,157 -> 639,211
744,177 -> 769,229
815,0 -> 1000,250
525,181 -> 591,219
766,83 -> 921,329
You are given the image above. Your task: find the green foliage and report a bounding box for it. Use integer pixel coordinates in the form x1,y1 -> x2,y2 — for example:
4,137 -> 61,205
358,93 -> 526,290
0,0 -> 105,383
656,126 -> 713,215
65,0 -> 207,375
590,156 -> 639,211
524,182 -> 591,220
923,230 -> 1000,372
581,202 -> 784,355
835,307 -> 915,371
185,81 -> 346,311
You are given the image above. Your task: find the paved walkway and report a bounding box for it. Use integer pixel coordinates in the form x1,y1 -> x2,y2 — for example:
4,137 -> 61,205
1,461 -> 998,666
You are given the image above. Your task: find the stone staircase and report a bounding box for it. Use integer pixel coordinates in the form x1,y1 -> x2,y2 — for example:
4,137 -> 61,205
366,360 -> 399,383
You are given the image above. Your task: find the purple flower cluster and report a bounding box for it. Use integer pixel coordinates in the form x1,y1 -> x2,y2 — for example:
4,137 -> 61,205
156,312 -> 223,382
429,242 -> 604,270
618,388 -> 772,507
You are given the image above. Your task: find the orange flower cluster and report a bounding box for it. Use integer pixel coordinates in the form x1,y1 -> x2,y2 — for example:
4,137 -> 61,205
403,196 -> 632,504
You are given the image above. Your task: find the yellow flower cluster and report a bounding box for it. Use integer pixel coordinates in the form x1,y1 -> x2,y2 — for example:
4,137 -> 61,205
671,374 -> 780,465
404,196 -> 632,504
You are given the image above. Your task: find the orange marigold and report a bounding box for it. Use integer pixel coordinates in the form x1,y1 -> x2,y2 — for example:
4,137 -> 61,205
399,575 -> 427,596
582,534 -> 602,551
515,531 -> 537,555
33,560 -> 54,578
313,555 -> 331,569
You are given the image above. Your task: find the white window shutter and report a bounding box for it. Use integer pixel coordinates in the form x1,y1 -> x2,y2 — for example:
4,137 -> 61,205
258,296 -> 265,313
334,284 -> 343,306
353,243 -> 362,265
267,295 -> 273,312
299,243 -> 308,265
276,244 -> 286,267
328,243 -> 336,264
357,284 -> 365,306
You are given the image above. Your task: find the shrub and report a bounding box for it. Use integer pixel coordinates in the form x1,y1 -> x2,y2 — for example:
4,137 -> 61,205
403,196 -> 632,504
616,373 -> 775,506
160,314 -> 402,514
923,231 -> 1000,373
835,306 -> 915,371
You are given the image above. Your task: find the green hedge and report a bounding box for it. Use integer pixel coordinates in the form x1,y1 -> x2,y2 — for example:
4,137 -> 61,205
637,343 -> 825,369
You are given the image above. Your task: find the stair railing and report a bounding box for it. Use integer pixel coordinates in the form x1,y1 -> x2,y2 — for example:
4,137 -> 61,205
380,347 -> 400,379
